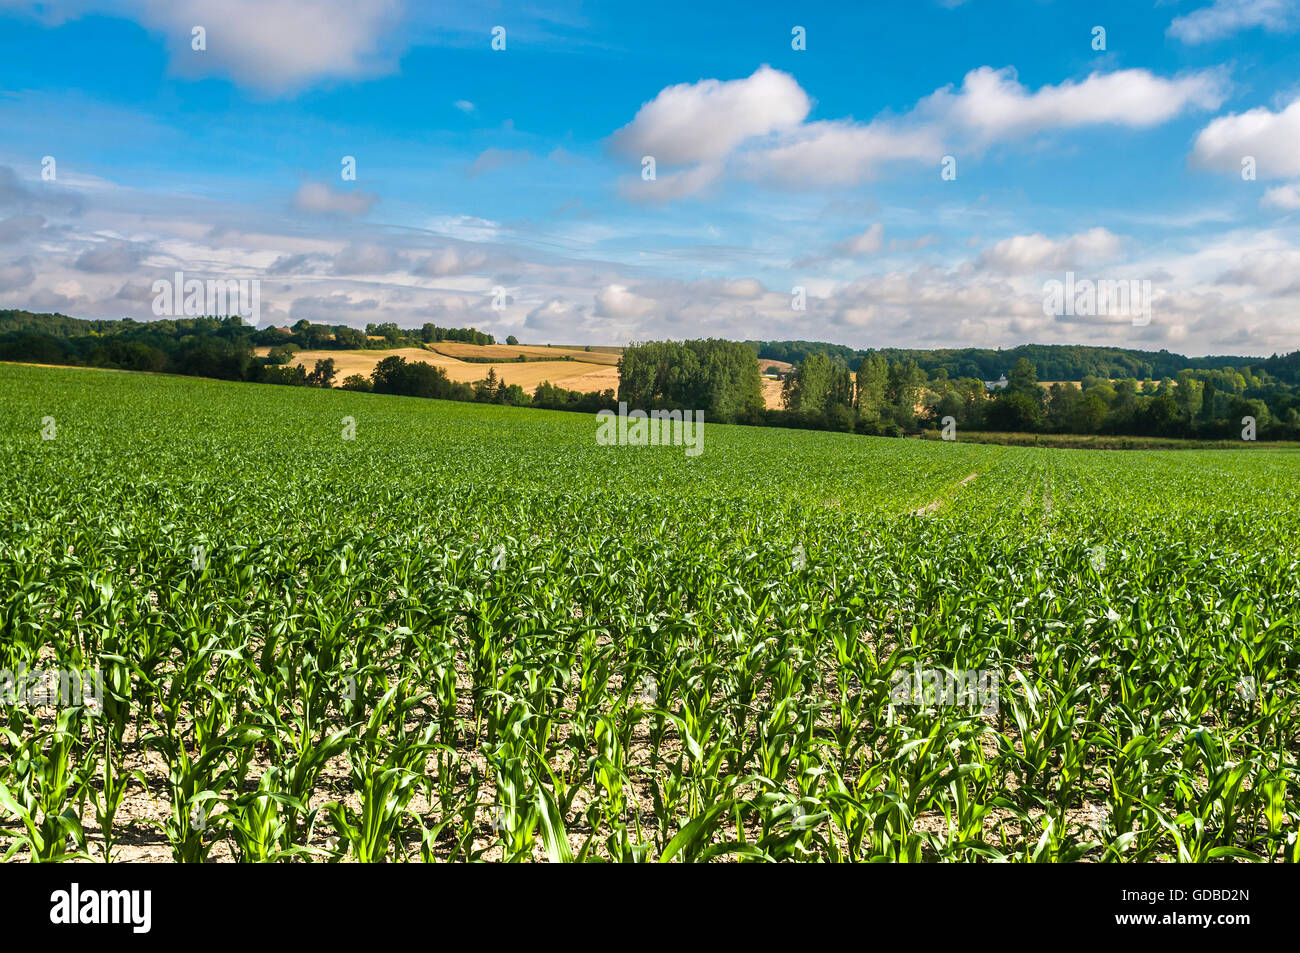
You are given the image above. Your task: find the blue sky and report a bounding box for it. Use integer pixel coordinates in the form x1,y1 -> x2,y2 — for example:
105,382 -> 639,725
1,0 -> 1298,355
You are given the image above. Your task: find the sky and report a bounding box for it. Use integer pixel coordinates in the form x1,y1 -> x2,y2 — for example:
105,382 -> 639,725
0,0 -> 1298,356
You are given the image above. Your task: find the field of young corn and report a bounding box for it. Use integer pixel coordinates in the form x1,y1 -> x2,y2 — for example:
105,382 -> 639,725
2,362 -> 1297,862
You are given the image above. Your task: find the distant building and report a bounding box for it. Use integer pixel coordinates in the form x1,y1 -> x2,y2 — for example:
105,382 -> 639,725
984,374 -> 1008,392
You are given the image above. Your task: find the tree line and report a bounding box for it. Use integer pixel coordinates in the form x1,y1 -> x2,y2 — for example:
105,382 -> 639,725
780,353 -> 1300,440
0,310 -> 607,412
616,339 -> 765,423
617,338 -> 1300,441
750,339 -> 1300,386
0,310 -> 498,368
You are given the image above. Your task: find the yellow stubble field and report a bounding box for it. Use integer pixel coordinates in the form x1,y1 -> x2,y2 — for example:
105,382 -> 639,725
257,346 -> 621,393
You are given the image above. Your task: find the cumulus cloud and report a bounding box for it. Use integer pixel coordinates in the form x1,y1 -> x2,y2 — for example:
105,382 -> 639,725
610,65 -> 1227,198
525,297 -> 583,331
9,209 -> 1297,354
330,243 -> 405,274
1191,95 -> 1300,179
835,223 -> 886,256
921,66 -> 1229,143
292,182 -> 378,217
112,278 -> 157,303
610,65 -> 811,166
289,293 -> 385,322
453,100 -> 476,113
73,239 -> 144,273
594,283 -> 657,319
128,0 -> 405,94
977,228 -> 1123,274
1215,248 -> 1300,295
1168,0 -> 1294,45
419,293 -> 493,321
825,266 -> 1030,333
1262,183 -> 1300,210
27,288 -> 89,312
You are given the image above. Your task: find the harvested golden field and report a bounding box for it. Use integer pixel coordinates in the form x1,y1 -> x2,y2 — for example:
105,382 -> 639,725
427,342 -> 621,365
762,377 -> 784,409
440,360 -> 619,392
258,347 -> 620,393
254,347 -> 459,377
255,344 -> 784,404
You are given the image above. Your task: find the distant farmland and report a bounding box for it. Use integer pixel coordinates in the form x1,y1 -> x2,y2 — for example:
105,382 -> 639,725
260,343 -> 792,408
258,344 -> 622,395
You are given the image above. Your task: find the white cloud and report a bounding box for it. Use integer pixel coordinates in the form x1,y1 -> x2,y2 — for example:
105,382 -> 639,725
289,292 -> 385,322
1168,0 -> 1294,45
594,283 -> 657,319
525,297 -> 583,331
747,122 -> 941,186
112,278 -> 157,303
4,161 -> 1297,358
610,65 -> 811,166
689,277 -> 765,299
1216,247 -> 1300,294
293,182 -> 378,217
27,287 -> 88,312
977,227 -> 1123,274
835,223 -> 886,256
923,66 -> 1229,143
130,0 -> 405,94
610,65 -> 1227,199
1191,96 -> 1300,178
453,100 -> 476,113
415,246 -> 490,276
424,215 -> 501,242
1263,183 -> 1300,210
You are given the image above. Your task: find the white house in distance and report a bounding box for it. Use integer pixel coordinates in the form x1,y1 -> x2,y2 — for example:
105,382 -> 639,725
985,374 -> 1008,392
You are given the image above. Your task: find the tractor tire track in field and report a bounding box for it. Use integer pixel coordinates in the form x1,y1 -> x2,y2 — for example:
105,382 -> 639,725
914,472 -> 979,515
